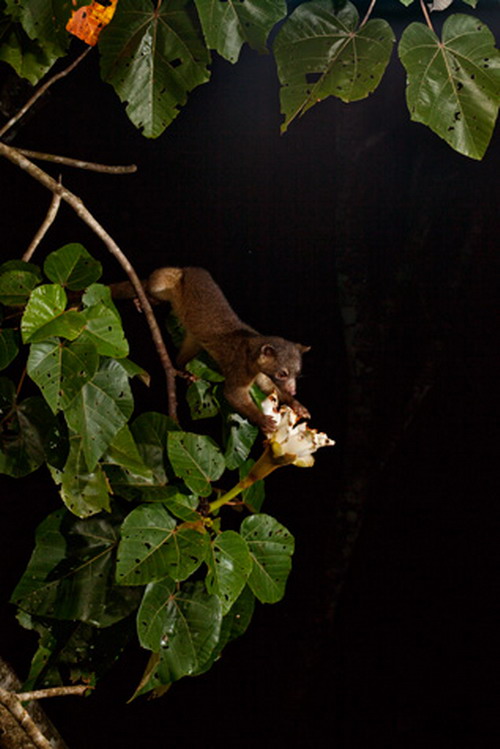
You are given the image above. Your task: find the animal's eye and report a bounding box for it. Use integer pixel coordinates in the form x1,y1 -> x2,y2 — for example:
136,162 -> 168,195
276,369 -> 289,380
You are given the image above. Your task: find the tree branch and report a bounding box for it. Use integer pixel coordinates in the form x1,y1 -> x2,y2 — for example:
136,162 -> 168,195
23,183 -> 62,261
360,0 -> 377,27
419,0 -> 435,32
0,141 -> 178,421
17,686 -> 89,701
0,689 -> 53,749
16,148 -> 137,174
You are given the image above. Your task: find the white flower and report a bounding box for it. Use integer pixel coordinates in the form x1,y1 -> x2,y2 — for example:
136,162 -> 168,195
261,393 -> 335,467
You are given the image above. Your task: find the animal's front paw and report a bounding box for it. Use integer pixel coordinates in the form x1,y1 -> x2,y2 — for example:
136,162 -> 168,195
292,401 -> 310,420
258,414 -> 279,434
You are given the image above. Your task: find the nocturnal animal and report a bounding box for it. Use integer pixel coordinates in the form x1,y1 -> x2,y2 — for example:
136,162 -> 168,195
111,267 -> 310,431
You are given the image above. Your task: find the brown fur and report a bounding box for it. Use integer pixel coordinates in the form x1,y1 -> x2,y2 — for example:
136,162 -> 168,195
111,267 -> 310,430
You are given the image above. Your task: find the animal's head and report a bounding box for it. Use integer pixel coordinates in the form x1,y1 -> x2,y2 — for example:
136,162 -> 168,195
257,338 -> 310,396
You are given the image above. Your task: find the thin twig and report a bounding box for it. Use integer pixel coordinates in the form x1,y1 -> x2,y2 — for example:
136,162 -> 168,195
23,181 -> 62,261
0,142 -> 178,421
360,0 -> 377,27
17,685 -> 89,701
0,47 -> 92,139
17,148 -> 137,174
419,0 -> 435,32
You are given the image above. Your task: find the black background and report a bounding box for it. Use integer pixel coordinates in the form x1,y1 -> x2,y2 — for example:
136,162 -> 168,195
1,4 -> 499,747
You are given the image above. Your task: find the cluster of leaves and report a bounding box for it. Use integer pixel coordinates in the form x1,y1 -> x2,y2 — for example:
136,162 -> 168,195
0,0 -> 498,158
0,243 -> 294,696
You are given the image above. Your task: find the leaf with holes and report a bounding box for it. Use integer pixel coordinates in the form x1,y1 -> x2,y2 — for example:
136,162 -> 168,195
205,530 -> 252,614
11,508 -> 140,627
186,379 -> 219,420
0,379 -> 67,477
80,304 -> 129,358
63,359 -> 134,471
21,285 -> 85,343
135,580 -> 222,691
194,0 -> 287,63
116,504 -> 209,586
399,15 -> 500,160
44,244 -> 102,290
27,338 -> 99,414
241,514 -> 294,603
167,431 -> 225,497
274,0 -> 395,132
223,412 -> 259,470
0,265 -> 41,306
50,434 -> 110,517
99,0 -> 210,138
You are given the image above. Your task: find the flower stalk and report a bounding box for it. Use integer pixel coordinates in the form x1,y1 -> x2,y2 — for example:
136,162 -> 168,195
208,393 -> 335,514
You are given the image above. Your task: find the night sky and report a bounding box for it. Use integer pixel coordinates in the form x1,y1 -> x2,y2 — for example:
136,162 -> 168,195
1,4 -> 499,747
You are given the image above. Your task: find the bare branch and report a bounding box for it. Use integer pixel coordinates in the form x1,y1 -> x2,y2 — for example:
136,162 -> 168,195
360,0 -> 377,27
17,685 -> 89,701
0,142 -> 178,421
16,148 -> 137,174
419,0 -> 435,31
0,688 -> 53,749
23,183 -> 62,261
0,48 -> 92,140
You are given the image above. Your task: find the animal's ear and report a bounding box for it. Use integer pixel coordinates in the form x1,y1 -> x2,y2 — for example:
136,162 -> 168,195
297,344 -> 311,354
259,343 -> 277,359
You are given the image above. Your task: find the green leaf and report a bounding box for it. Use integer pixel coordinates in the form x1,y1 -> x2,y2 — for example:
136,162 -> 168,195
99,0 -> 211,138
185,355 -> 224,382
106,412 -> 180,501
274,0 -> 395,132
81,303 -> 129,358
0,268 -> 41,305
0,14 -> 61,84
43,243 -> 102,290
0,379 -> 66,477
27,337 -> 99,414
103,425 -> 154,478
0,328 -> 19,369
241,514 -> 294,603
162,488 -> 200,521
0,259 -> 42,279
116,504 -> 209,585
11,509 -> 141,627
135,580 -> 222,685
21,284 -> 84,343
194,584 -> 256,675
399,15 -> 500,160
18,613 -> 135,690
224,412 -> 259,470
4,0 -> 77,58
131,411 -> 177,485
194,0 -> 287,63
51,435 -> 111,517
186,378 -> 219,420
82,283 -> 120,315
240,458 -> 265,512
167,431 -> 225,497
64,359 -> 133,471
205,530 -> 252,615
